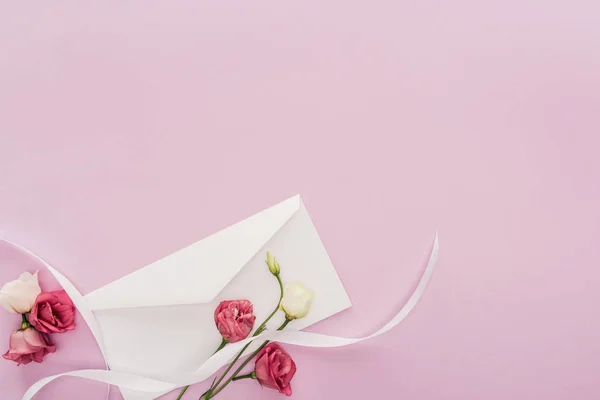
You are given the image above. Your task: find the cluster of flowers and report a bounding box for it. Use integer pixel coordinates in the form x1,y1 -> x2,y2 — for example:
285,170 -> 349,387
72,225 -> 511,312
0,272 -> 76,365
180,252 -> 315,399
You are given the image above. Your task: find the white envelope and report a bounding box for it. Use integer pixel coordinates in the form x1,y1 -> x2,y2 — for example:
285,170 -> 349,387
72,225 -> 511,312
82,195 -> 352,400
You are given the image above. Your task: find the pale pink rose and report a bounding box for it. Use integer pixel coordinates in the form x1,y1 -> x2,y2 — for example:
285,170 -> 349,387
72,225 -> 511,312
2,327 -> 56,365
29,290 -> 76,334
254,343 -> 296,396
214,300 -> 256,343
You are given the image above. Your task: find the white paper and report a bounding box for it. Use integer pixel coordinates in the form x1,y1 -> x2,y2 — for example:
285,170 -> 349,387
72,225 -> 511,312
85,195 -> 352,399
84,195 -> 304,309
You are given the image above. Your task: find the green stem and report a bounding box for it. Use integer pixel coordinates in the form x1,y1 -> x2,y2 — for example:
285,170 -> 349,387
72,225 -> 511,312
232,372 -> 255,382
208,319 -> 291,399
198,388 -> 211,400
254,274 -> 284,336
21,314 -> 30,330
175,386 -> 189,400
209,275 -> 284,393
214,338 -> 227,353
175,338 -> 227,400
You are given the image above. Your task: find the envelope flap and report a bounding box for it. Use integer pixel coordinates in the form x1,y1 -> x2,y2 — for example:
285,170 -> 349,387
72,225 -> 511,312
84,195 -> 301,310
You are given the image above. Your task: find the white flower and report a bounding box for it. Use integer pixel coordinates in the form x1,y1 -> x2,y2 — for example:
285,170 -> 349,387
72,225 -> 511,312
280,282 -> 315,320
0,272 -> 41,314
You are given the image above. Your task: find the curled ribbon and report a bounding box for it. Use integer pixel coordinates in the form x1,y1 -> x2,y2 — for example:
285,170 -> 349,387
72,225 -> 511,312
1,233 -> 439,400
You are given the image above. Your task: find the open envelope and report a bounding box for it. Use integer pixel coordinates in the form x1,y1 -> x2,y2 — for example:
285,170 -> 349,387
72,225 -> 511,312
82,195 -> 352,400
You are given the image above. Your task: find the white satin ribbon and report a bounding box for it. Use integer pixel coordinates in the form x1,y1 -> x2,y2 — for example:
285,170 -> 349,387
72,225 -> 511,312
3,233 -> 439,400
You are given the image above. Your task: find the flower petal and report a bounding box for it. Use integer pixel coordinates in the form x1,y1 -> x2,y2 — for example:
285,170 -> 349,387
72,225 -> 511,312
280,384 -> 292,396
51,290 -> 72,306
7,331 -> 31,353
0,292 -> 17,313
23,328 -> 47,349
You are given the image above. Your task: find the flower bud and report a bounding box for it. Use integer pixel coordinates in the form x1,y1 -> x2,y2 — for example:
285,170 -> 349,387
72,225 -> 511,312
266,252 -> 280,275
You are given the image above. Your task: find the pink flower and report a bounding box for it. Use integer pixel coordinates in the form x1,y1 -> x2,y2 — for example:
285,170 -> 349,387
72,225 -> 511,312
2,327 -> 56,365
29,290 -> 76,334
214,300 -> 256,343
254,343 -> 297,396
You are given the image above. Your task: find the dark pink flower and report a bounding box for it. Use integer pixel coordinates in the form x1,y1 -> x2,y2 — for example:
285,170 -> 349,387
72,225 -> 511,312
254,343 -> 296,396
214,300 -> 256,343
2,327 -> 56,365
29,290 -> 76,334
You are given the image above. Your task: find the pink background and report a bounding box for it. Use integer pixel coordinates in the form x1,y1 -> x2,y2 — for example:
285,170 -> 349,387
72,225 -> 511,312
1,1 -> 599,399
